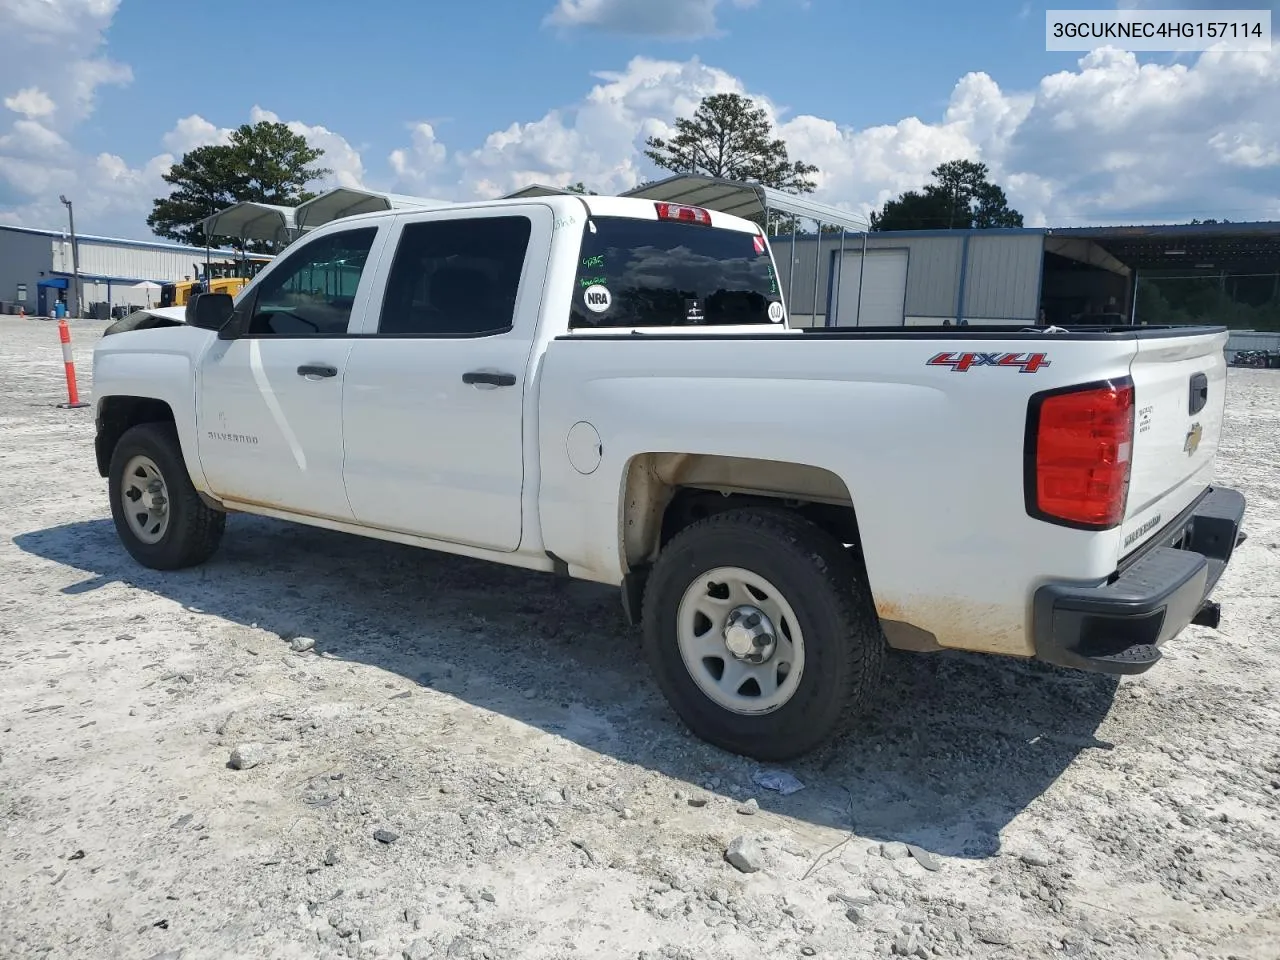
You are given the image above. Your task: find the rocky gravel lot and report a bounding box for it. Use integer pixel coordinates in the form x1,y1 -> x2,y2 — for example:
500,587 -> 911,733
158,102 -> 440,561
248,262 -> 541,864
1,315 -> 1278,960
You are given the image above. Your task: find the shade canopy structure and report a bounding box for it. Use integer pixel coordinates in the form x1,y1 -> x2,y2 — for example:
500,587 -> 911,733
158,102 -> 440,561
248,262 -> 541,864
130,280 -> 163,290
201,202 -> 297,247
623,175 -> 870,234
503,184 -> 579,200
293,188 -> 453,232
502,175 -> 870,234
1047,221 -> 1280,273
1043,236 -> 1131,276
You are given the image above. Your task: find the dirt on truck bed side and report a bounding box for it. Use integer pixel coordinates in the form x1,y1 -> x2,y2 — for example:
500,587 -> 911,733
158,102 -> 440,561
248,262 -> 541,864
1,315 -> 1278,960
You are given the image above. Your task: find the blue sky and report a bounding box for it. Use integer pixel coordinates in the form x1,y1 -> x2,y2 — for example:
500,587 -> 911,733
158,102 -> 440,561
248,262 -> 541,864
92,0 -> 1055,164
2,0 -> 1278,238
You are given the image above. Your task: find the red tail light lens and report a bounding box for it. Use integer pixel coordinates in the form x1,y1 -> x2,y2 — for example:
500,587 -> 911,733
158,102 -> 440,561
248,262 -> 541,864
655,202 -> 712,225
1027,380 -> 1135,529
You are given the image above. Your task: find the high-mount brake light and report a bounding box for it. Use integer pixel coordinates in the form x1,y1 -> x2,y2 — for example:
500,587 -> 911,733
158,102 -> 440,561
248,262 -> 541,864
1025,379 -> 1135,529
655,202 -> 713,225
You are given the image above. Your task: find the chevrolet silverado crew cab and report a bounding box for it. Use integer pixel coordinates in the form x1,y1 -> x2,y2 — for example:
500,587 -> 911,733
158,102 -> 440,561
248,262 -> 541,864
92,194 -> 1246,761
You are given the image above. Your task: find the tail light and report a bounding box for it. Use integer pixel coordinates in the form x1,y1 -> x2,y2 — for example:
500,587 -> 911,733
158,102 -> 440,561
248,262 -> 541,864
1025,378 -> 1135,529
655,202 -> 712,225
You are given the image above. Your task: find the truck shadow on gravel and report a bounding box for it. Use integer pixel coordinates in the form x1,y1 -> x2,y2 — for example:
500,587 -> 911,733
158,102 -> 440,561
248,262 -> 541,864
17,515 -> 1120,861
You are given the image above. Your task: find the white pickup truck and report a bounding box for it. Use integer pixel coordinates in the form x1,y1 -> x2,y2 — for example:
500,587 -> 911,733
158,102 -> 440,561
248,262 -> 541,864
92,195 -> 1246,760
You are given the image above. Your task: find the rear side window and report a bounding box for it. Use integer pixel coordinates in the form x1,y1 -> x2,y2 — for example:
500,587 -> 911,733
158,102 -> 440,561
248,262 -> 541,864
569,216 -> 782,329
378,216 -> 532,336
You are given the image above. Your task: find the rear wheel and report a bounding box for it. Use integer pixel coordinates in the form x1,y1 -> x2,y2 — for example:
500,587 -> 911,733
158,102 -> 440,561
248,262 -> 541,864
108,422 -> 225,570
642,507 -> 884,761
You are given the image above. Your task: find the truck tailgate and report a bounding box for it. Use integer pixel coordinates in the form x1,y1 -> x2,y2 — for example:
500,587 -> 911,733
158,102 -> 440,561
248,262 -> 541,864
1120,328 -> 1229,555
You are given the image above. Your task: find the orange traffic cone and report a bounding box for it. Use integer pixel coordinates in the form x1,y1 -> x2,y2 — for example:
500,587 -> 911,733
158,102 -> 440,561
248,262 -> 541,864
57,318 -> 89,409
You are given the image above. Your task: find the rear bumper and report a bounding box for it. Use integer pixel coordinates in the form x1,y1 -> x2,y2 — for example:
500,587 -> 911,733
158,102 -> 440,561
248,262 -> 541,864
1032,485 -> 1246,675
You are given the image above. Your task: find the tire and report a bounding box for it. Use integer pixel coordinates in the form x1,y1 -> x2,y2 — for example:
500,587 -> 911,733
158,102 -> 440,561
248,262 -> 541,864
641,507 -> 884,761
108,422 -> 225,570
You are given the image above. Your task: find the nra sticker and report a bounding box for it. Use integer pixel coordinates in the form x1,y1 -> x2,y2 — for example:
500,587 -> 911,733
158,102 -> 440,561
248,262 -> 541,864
768,301 -> 784,323
583,284 -> 612,313
686,298 -> 705,322
752,235 -> 767,255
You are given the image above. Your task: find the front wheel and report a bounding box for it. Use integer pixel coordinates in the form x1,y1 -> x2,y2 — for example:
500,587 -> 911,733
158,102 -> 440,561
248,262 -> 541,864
642,507 -> 884,761
108,422 -> 226,570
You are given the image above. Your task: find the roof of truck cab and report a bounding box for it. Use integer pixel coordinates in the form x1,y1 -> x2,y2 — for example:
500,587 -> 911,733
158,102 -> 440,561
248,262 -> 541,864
578,194 -> 759,233
295,193 -> 761,235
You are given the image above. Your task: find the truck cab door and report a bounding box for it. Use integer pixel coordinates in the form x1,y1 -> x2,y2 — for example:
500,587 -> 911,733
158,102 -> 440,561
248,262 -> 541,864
196,224 -> 387,521
340,206 -> 550,552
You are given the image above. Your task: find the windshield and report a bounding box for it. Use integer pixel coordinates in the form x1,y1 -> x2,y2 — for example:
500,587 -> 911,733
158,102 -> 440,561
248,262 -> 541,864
569,216 -> 784,329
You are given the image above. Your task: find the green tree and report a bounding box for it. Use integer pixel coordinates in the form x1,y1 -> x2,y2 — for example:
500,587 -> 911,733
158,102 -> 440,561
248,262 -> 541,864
870,159 -> 1022,231
563,181 -> 597,195
147,121 -> 330,248
643,93 -> 819,193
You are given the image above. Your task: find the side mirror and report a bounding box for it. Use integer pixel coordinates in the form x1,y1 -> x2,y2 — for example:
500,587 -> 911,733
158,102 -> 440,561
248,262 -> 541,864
185,292 -> 234,332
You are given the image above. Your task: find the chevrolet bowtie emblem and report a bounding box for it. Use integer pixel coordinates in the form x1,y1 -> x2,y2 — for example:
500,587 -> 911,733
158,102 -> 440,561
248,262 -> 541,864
1184,422 -> 1203,456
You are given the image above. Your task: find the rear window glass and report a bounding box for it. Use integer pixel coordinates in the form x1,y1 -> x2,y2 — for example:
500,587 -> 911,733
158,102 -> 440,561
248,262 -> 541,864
569,216 -> 783,329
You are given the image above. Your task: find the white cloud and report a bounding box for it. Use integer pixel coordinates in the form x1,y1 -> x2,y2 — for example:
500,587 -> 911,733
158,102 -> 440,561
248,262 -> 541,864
3,0 -> 120,36
0,0 -> 130,129
0,119 -> 70,158
0,0 -> 139,234
544,0 -> 758,39
356,46 -> 1280,230
389,56 -> 748,199
764,44 -> 1279,227
1003,45 -> 1280,221
1209,124 -> 1280,169
162,115 -> 233,155
0,147 -> 175,239
4,87 -> 56,119
0,102 -> 370,239
389,123 -> 449,192
724,70 -> 1034,226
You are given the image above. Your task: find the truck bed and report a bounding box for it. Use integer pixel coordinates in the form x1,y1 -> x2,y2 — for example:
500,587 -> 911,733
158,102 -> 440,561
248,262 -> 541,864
537,321 -> 1230,661
558,323 -> 1228,341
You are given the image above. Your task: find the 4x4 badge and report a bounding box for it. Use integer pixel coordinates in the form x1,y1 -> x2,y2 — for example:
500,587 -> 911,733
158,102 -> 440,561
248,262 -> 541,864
927,351 -> 1050,373
1184,422 -> 1202,456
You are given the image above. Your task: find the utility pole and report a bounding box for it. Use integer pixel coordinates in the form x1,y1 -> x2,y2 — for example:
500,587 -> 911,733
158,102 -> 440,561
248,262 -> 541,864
59,194 -> 82,318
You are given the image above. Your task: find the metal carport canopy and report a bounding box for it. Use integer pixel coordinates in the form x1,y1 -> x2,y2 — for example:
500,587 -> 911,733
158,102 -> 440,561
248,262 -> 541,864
1046,220 -> 1280,271
201,202 -> 297,245
622,174 -> 869,232
500,184 -> 573,200
293,188 -> 453,231
1042,235 -> 1131,276
500,175 -> 870,232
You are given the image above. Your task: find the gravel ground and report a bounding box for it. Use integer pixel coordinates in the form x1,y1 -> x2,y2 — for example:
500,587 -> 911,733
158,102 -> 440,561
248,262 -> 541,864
1,315 -> 1278,960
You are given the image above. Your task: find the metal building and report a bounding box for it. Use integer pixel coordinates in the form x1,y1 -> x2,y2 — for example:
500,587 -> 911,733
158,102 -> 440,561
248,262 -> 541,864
768,228 -> 1132,328
740,216 -> 1279,330
0,224 -> 262,318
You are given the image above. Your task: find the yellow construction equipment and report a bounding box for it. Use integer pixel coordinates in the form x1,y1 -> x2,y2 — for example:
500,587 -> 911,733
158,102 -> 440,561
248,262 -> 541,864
159,257 -> 269,307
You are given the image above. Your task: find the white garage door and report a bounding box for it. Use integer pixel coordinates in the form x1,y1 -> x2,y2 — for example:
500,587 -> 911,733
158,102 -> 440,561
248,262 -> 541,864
830,248 -> 909,326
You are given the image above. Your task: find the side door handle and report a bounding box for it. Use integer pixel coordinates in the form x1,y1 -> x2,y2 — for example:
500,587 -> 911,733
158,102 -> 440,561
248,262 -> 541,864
297,363 -> 338,379
462,371 -> 517,387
